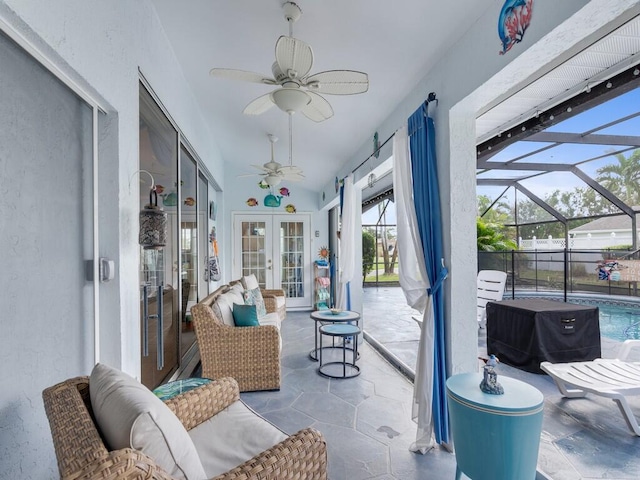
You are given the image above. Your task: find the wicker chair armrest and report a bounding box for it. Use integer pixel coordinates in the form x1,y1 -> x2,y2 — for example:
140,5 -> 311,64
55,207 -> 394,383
165,378 -> 240,431
64,448 -> 175,480
211,428 -> 327,480
262,294 -> 278,315
261,289 -> 285,297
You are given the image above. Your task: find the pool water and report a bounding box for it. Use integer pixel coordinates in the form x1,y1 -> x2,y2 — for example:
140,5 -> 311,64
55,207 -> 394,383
594,303 -> 640,341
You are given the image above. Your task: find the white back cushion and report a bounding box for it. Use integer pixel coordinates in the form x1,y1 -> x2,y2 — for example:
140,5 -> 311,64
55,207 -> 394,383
242,274 -> 259,291
216,292 -> 238,327
227,285 -> 245,306
90,363 -> 206,480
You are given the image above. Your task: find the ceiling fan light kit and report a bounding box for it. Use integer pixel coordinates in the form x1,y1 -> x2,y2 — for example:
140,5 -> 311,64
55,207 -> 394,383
271,88 -> 310,114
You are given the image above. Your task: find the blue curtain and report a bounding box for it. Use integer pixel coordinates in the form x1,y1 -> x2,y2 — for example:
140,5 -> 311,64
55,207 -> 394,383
408,102 -> 449,444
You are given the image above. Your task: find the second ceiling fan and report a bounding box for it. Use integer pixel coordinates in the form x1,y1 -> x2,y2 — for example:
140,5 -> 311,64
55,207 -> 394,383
210,1 -> 369,122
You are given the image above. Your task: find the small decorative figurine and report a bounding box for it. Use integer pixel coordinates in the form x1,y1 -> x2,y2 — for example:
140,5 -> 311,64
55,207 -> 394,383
479,354 -> 504,395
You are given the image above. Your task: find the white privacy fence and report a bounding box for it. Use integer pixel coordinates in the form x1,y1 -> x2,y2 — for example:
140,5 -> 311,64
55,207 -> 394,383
520,234 -> 636,250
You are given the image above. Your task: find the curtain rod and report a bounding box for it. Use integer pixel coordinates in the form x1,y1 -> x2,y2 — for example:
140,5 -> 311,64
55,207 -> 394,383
350,92 -> 438,176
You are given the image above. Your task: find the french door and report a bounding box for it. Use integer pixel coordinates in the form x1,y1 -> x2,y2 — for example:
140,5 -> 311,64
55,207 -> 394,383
233,213 -> 312,309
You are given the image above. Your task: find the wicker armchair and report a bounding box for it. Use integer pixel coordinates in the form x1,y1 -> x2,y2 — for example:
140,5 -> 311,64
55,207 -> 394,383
192,286 -> 281,392
42,376 -> 327,480
261,289 -> 287,320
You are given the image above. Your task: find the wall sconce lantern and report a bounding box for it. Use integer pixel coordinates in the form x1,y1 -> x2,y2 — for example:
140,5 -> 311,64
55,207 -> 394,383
132,170 -> 168,250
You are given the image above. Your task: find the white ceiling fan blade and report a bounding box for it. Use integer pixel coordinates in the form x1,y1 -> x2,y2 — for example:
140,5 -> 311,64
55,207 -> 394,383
281,172 -> 305,181
251,164 -> 271,173
278,165 -> 303,175
301,91 -> 333,122
304,70 -> 369,95
263,161 -> 282,171
209,68 -> 276,85
275,36 -> 314,79
243,93 -> 276,115
237,173 -> 264,178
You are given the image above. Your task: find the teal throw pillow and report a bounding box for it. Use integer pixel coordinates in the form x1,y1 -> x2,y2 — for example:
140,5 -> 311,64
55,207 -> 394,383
243,288 -> 267,317
233,303 -> 260,327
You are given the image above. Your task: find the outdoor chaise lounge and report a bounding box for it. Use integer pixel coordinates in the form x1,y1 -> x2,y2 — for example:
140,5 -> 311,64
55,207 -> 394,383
541,339 -> 640,436
477,270 -> 507,328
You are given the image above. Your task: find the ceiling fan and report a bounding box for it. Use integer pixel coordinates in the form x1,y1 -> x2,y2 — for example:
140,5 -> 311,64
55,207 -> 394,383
210,1 -> 369,122
239,131 -> 304,187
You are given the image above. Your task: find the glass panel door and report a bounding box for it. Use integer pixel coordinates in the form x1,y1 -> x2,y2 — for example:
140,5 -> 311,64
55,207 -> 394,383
139,84 -> 179,389
235,216 -> 272,288
180,146 -> 198,357
274,215 -> 311,308
233,214 -> 311,308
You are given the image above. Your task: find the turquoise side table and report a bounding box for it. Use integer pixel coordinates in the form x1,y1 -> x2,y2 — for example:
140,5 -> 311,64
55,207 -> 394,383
446,373 -> 543,480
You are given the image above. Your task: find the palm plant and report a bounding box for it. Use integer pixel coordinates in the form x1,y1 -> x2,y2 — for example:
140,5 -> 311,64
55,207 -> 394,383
596,149 -> 640,205
477,217 -> 517,251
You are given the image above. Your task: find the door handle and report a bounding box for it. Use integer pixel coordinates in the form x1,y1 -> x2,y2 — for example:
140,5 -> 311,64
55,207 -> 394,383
157,284 -> 165,370
142,285 -> 149,357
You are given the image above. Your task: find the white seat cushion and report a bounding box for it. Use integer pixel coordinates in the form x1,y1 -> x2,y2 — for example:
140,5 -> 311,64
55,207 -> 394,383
275,295 -> 286,310
188,400 -> 287,478
90,363 -> 206,480
259,312 -> 282,330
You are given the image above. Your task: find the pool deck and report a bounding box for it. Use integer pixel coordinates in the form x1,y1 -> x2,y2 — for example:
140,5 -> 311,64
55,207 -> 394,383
362,286 -> 640,480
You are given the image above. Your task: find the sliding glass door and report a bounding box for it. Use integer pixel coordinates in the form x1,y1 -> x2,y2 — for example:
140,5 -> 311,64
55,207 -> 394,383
180,146 -> 207,357
139,84 -> 179,389
139,83 -> 211,388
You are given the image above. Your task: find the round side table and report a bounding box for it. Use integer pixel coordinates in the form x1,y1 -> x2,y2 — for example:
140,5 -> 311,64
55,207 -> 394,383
309,310 -> 360,361
318,323 -> 361,379
446,373 -> 543,480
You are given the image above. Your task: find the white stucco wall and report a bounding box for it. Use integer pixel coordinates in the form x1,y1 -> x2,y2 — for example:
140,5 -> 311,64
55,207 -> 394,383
0,0 -> 225,476
1,0 -> 225,373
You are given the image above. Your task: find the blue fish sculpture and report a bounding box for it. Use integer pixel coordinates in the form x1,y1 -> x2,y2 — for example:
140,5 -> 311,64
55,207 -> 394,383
263,194 -> 282,208
498,0 -> 533,55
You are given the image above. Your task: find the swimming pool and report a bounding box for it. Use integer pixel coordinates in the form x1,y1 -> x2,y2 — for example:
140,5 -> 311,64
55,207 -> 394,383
514,292 -> 640,342
597,303 -> 640,341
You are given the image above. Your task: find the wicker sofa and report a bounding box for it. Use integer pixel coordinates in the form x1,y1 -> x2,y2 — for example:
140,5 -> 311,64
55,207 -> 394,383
42,374 -> 327,480
191,278 -> 286,392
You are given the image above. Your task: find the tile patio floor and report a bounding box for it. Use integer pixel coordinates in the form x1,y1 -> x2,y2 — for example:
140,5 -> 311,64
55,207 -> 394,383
192,286 -> 640,479
360,286 -> 640,480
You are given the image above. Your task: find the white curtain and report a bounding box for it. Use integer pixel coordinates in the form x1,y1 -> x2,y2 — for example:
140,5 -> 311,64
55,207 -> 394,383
337,173 -> 356,310
392,125 -> 435,453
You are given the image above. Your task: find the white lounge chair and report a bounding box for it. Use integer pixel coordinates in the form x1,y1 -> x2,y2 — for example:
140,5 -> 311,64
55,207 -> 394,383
541,339 -> 640,436
477,270 -> 507,328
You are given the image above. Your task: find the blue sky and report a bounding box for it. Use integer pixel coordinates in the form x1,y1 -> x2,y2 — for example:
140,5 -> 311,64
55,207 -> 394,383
477,85 -> 640,207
